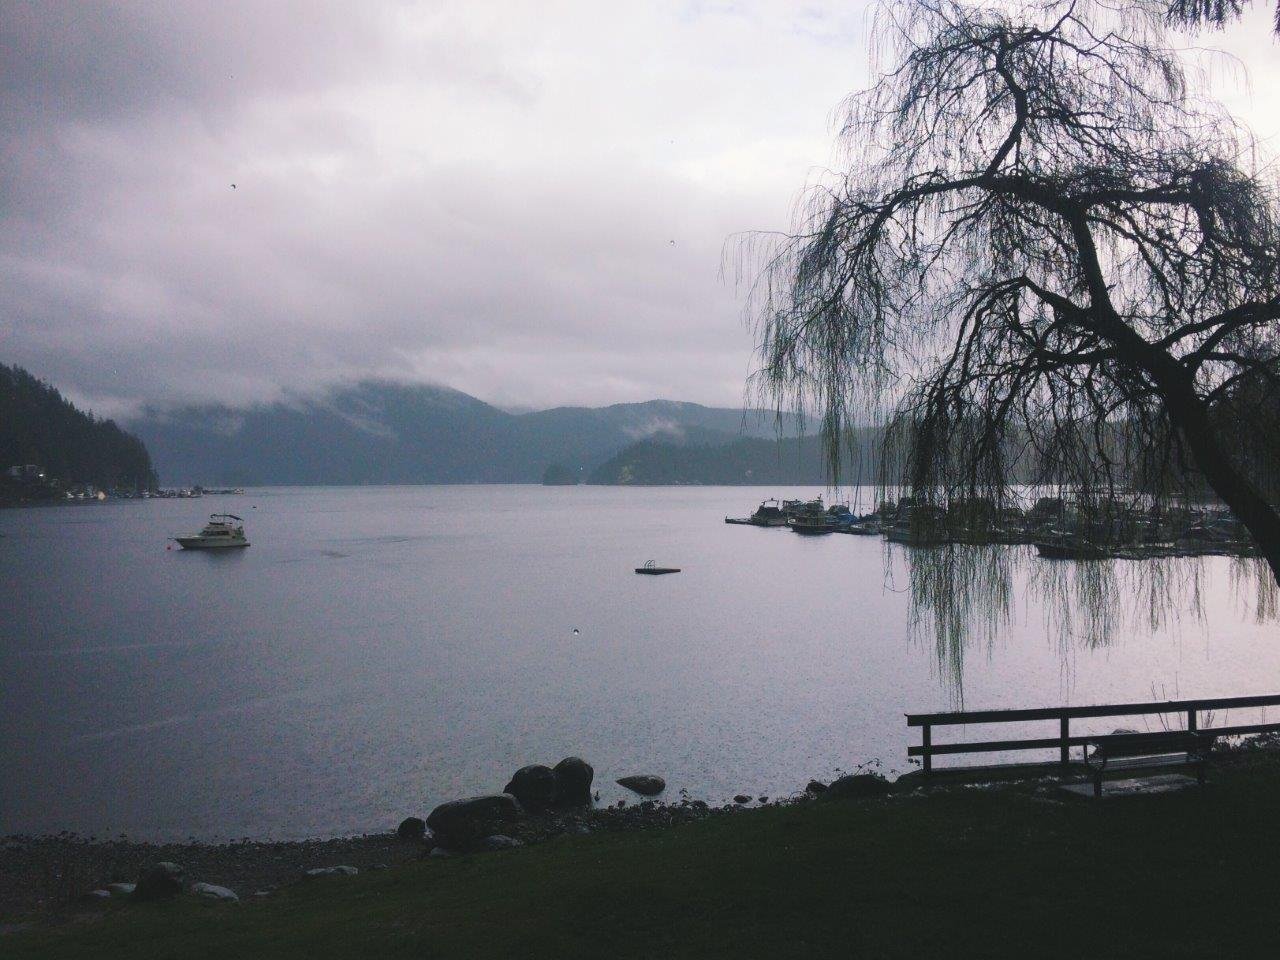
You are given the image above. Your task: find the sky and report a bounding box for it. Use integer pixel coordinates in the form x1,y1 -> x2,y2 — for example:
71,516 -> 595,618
2,1 -> 1278,418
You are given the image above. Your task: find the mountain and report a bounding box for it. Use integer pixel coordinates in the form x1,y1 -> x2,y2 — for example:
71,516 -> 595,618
0,363 -> 157,492
127,380 -> 801,485
587,431 -> 882,486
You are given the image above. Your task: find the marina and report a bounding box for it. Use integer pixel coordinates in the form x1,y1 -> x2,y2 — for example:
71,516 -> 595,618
727,493 -> 1259,559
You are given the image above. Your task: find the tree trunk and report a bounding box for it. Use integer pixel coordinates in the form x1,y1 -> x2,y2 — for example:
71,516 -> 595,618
1068,213 -> 1280,586
1158,380 -> 1280,586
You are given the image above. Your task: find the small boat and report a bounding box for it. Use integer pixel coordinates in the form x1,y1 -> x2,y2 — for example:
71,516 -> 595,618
788,499 -> 834,534
1033,532 -> 1106,560
789,514 -> 834,534
635,560 -> 680,575
750,499 -> 790,526
174,514 -> 250,550
839,522 -> 881,535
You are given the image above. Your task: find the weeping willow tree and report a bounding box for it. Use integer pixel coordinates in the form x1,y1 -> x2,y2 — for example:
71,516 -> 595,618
1167,0 -> 1280,35
748,0 -> 1280,686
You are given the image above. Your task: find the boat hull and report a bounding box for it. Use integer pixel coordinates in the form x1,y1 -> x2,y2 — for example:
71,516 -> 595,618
176,537 -> 250,550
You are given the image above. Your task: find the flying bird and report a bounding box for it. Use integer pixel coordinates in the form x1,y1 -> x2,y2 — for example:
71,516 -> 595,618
231,184 -> 237,190
572,628 -> 580,636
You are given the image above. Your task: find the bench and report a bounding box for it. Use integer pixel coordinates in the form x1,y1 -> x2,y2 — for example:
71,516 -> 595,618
1085,731 -> 1210,798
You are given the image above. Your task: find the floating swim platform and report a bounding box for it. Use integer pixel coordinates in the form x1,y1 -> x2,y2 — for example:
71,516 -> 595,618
635,560 -> 680,575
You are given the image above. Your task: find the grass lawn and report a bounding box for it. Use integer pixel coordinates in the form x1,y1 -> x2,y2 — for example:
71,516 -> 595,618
10,756 -> 1280,959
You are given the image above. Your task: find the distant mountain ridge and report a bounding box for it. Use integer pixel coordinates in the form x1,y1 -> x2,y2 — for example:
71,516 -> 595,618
587,431 -> 883,486
128,380 -> 802,485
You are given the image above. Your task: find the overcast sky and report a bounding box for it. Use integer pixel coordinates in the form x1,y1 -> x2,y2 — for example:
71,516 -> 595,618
2,1 -> 1278,417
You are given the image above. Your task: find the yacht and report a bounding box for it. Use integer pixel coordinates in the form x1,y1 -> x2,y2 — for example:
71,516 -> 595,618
788,500 -> 834,535
175,514 -> 250,550
749,499 -> 790,526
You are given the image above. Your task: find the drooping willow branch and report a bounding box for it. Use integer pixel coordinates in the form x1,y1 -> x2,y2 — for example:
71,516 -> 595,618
744,0 -> 1280,675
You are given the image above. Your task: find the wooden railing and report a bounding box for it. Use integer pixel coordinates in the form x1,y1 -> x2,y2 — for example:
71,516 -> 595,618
906,693 -> 1280,775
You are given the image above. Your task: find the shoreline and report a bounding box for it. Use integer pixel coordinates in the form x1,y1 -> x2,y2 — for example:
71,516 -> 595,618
0,793 -> 776,921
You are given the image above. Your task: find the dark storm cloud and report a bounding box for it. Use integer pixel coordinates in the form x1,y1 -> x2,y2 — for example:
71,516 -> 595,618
1,2 -> 1272,415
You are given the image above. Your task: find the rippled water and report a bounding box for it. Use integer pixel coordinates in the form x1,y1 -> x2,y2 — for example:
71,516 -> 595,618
1,485 -> 1277,840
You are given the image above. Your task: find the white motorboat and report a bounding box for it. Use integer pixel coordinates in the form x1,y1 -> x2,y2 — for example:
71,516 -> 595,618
174,514 -> 250,549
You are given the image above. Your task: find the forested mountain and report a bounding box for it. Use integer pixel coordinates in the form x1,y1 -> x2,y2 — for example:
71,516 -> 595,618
128,381 -> 801,485
0,363 -> 157,490
587,431 -> 883,486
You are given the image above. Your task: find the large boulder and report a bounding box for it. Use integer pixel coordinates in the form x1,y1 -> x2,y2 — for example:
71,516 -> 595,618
303,865 -> 358,879
396,816 -> 427,841
427,794 -> 523,848
503,765 -> 559,812
553,757 -> 595,806
190,882 -> 239,902
617,775 -> 665,797
822,774 -> 890,801
134,862 -> 184,901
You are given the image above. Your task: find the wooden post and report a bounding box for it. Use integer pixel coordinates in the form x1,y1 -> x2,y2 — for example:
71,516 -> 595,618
922,724 -> 932,776
1060,716 -> 1070,767
1188,709 -> 1197,734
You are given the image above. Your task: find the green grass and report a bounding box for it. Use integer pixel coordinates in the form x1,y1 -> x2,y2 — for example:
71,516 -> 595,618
11,759 -> 1280,959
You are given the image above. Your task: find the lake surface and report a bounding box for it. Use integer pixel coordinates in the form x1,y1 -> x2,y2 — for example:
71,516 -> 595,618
2,485 -> 1278,840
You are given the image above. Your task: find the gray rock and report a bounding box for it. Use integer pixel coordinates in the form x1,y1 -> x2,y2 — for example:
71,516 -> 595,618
733,794 -> 751,804
370,863 -> 389,871
617,775 -> 666,797
805,780 -> 829,794
823,773 -> 890,800
191,882 -> 239,902
503,765 -> 559,812
107,882 -> 136,897
475,834 -> 523,851
426,794 -> 523,847
135,861 -> 184,901
553,757 -> 595,806
304,865 -> 359,879
396,816 -> 427,841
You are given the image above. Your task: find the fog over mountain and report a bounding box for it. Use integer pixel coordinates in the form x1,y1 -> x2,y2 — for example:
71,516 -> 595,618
3,3 -> 1275,417
129,380 -> 801,485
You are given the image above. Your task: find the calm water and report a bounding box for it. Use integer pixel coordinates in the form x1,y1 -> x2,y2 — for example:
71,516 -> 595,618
2,485 -> 1277,840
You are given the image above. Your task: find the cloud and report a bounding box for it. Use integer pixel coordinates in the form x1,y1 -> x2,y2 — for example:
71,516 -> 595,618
1,1 -> 1276,416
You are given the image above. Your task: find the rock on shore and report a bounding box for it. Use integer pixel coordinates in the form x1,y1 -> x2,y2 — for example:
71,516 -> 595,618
395,817 -> 426,842
616,775 -> 666,797
503,766 -> 559,812
134,862 -> 184,901
190,882 -> 239,902
501,758 -> 595,810
553,757 -> 594,806
426,794 -> 524,849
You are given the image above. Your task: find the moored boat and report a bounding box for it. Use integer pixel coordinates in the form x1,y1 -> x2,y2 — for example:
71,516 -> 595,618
1033,532 -> 1106,560
174,514 -> 250,550
789,500 -> 834,535
749,499 -> 790,526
